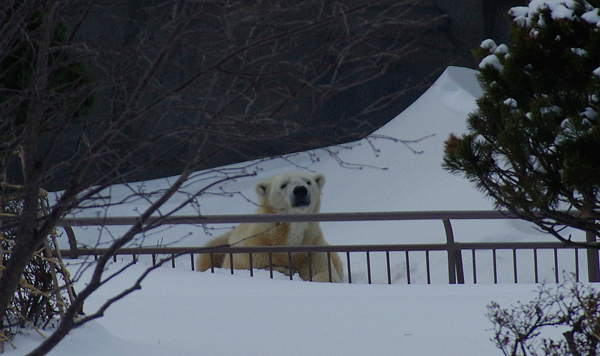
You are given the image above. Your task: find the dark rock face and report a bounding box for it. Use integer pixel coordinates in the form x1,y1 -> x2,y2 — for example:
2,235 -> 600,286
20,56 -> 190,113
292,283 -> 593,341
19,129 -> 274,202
13,0 -> 522,190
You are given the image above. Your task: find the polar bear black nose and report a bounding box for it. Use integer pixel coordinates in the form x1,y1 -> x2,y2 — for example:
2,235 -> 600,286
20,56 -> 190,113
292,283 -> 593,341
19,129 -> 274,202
293,186 -> 308,197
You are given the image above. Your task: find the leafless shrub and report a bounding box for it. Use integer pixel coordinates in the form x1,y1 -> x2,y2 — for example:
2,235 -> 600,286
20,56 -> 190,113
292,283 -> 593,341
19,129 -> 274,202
488,276 -> 600,356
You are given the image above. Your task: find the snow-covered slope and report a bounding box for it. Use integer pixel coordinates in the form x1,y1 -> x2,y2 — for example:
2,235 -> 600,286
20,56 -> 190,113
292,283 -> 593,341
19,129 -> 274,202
9,264 -> 543,356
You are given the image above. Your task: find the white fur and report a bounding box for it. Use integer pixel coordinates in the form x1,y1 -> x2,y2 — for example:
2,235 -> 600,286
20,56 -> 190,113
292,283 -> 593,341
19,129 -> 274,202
197,171 -> 343,283
286,222 -> 309,246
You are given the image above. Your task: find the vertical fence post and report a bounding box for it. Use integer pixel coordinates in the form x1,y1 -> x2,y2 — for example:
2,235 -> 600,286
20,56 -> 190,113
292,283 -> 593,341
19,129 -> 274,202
443,219 -> 464,284
586,229 -> 599,282
64,226 -> 79,259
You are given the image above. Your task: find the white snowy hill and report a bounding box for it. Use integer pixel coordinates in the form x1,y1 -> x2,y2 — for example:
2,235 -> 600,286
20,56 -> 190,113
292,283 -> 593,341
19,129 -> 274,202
10,66 -> 585,356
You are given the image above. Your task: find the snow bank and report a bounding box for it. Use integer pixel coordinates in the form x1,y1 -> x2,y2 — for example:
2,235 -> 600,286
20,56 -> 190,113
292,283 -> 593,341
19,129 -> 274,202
8,263 -> 543,356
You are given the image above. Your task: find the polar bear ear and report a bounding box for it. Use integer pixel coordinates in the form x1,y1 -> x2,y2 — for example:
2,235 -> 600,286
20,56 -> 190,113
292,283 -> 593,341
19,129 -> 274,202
255,181 -> 270,197
313,173 -> 325,189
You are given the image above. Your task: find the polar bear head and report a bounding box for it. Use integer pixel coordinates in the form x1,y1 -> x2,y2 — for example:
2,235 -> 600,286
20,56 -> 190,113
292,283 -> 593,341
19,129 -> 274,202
255,171 -> 325,214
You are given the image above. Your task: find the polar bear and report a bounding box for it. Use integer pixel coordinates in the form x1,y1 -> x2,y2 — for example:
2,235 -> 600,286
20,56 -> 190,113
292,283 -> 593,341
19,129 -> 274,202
196,171 -> 343,282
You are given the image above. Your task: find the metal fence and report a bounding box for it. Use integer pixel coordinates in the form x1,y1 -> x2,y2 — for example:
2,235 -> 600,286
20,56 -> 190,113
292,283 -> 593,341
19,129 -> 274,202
56,210 -> 600,284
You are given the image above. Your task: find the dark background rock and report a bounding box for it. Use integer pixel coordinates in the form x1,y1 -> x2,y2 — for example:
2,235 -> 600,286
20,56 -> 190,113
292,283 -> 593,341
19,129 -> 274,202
9,0 -> 523,190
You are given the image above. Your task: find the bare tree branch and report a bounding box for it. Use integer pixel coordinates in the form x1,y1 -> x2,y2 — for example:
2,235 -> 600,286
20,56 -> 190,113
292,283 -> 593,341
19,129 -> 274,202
0,1 -> 443,353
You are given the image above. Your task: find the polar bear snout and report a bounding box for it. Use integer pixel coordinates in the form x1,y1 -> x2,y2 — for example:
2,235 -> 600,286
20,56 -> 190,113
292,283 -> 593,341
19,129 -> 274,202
293,186 -> 308,197
292,185 -> 311,207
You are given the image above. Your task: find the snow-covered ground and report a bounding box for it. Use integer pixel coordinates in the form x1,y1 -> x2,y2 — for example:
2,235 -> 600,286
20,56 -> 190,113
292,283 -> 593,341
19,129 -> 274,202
7,66 -> 589,355
10,265 -> 547,356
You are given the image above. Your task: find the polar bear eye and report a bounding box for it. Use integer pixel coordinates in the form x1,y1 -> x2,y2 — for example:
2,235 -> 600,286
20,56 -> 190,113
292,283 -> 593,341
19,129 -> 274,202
306,181 -> 311,185
280,183 -> 288,189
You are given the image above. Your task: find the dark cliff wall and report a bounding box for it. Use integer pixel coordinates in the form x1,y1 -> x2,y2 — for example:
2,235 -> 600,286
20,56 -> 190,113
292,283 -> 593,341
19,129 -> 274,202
15,0 -> 524,190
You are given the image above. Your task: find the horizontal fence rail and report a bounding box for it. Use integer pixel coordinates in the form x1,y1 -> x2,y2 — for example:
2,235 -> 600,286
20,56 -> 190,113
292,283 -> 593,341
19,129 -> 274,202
56,210 -> 522,226
56,210 -> 599,284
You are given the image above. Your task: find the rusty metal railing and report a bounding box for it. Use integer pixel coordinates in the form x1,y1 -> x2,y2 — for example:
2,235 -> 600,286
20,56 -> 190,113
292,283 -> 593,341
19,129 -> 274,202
56,210 -> 600,284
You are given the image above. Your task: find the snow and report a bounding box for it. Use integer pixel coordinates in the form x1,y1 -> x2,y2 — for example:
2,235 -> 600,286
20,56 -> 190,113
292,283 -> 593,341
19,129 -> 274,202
6,66 -> 591,355
551,4 -> 575,20
509,6 -> 530,19
7,265 -> 546,356
479,54 -> 503,71
503,98 -> 518,108
581,107 -> 598,119
510,0 -> 587,26
582,8 -> 600,24
495,44 -> 509,54
480,39 -> 498,52
529,0 -> 577,15
571,47 -> 588,56
478,37 -> 506,71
